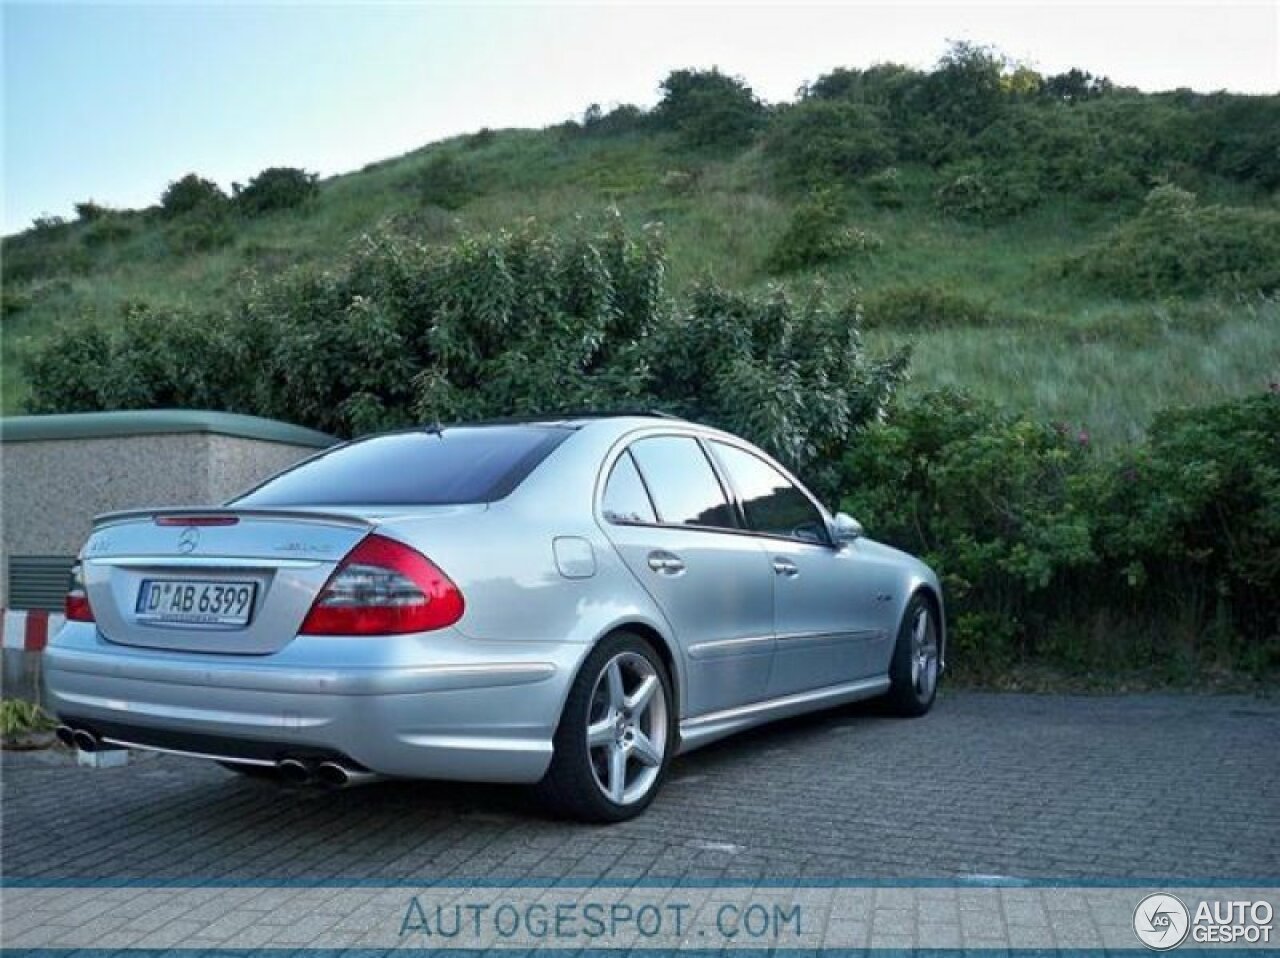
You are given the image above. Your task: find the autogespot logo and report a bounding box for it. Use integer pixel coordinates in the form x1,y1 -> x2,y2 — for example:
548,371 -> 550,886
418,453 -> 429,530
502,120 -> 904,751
1134,893 -> 1191,950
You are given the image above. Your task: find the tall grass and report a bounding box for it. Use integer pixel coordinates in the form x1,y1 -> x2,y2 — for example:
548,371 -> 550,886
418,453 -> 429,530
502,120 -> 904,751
868,297 -> 1280,444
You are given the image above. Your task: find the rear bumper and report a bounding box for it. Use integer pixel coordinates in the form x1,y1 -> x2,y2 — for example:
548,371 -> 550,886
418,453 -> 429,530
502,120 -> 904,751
44,623 -> 584,783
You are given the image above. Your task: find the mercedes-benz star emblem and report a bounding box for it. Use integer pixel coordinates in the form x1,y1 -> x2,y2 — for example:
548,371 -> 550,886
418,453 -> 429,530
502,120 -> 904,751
178,527 -> 200,554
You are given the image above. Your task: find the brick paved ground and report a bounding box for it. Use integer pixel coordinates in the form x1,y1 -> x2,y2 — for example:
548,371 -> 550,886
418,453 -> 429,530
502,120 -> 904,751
3,691 -> 1278,883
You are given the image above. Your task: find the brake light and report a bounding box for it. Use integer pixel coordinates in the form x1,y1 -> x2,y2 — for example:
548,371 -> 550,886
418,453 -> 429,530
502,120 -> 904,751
300,534 -> 464,635
66,562 -> 94,622
155,515 -> 239,526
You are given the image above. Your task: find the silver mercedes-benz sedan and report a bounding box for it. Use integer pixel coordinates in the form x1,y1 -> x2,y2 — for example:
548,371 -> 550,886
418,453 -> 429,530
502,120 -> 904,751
46,413 -> 944,821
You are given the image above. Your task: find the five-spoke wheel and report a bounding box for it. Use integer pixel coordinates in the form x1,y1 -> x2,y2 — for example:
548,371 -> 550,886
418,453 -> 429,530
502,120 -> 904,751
886,593 -> 941,716
586,651 -> 669,805
536,632 -> 674,822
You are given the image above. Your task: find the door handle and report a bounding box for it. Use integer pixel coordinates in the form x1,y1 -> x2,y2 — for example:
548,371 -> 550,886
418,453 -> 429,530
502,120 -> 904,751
647,551 -> 686,575
772,557 -> 799,577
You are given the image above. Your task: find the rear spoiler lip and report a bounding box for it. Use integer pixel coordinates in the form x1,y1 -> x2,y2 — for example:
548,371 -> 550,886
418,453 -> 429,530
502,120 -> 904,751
91,506 -> 378,532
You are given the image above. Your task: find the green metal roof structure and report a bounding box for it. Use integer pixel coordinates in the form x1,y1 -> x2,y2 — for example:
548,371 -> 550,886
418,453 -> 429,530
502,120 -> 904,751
0,409 -> 336,448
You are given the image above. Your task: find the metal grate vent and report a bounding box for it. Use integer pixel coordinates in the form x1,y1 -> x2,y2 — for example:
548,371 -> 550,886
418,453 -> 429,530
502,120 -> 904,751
8,555 -> 74,611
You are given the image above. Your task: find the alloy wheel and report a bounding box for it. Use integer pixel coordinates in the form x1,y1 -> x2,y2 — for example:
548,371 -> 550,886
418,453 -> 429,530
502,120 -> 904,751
910,607 -> 939,699
586,651 -> 668,805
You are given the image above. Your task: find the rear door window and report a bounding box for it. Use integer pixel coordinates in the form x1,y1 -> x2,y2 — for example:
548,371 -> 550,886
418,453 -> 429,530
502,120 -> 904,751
234,426 -> 569,506
627,436 -> 737,530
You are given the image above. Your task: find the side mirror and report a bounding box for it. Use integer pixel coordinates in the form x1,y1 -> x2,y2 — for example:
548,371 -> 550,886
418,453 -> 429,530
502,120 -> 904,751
831,512 -> 864,546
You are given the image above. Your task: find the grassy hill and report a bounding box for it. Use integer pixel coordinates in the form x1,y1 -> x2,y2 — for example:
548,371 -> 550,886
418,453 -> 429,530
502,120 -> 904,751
4,49 -> 1278,443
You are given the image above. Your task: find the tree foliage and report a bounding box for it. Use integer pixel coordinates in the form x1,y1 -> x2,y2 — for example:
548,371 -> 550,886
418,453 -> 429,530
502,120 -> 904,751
234,167 -> 319,215
160,174 -> 228,217
654,68 -> 765,148
765,100 -> 893,186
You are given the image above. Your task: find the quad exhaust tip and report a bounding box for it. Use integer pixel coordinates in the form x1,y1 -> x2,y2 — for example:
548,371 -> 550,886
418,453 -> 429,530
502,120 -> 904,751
72,729 -> 101,752
53,728 -> 372,788
314,761 -> 348,788
277,758 -> 312,785
315,761 -> 378,787
57,725 -> 121,755
277,759 -> 372,788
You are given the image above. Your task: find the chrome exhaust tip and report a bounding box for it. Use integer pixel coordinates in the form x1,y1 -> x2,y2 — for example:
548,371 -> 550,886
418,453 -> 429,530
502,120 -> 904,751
72,729 -> 100,752
314,761 -> 349,788
277,758 -> 312,785
315,761 -> 379,787
54,725 -> 77,748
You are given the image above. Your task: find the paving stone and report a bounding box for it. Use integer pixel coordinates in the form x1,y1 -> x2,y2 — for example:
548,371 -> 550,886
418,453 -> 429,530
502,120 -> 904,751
1,692 -> 1276,892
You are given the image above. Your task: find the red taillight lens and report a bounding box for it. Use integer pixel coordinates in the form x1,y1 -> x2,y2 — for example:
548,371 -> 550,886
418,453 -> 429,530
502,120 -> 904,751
66,562 -> 94,622
300,534 -> 464,636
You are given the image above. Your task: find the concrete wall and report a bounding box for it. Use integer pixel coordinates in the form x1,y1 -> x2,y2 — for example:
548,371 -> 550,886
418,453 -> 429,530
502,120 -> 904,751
0,432 -> 321,606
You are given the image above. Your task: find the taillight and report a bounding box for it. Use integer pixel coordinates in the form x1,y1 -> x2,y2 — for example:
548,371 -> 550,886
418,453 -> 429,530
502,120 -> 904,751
66,562 -> 94,622
300,534 -> 464,635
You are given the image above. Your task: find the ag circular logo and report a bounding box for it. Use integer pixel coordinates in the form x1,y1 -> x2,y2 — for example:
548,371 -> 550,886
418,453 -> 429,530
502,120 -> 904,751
1134,893 -> 1190,950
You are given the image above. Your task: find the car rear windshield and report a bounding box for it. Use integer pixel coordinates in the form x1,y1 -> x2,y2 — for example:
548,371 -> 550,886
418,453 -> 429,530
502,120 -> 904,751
233,426 -> 571,507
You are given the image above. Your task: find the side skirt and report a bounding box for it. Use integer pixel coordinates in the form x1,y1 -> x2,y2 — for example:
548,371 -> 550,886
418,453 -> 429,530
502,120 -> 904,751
676,675 -> 890,754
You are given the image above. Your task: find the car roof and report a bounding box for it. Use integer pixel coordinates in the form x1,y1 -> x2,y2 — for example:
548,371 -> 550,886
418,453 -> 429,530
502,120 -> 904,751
365,412 -> 736,448
442,410 -> 683,428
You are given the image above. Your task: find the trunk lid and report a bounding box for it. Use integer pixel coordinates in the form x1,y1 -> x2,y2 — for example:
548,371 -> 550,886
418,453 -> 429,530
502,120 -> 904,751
81,507 -> 374,655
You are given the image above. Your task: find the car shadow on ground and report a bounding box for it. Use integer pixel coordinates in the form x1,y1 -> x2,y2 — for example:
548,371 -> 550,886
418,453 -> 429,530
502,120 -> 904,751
214,694 -> 903,820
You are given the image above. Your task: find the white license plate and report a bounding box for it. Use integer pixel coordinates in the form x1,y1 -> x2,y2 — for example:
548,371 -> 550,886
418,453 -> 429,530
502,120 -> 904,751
136,579 -> 257,626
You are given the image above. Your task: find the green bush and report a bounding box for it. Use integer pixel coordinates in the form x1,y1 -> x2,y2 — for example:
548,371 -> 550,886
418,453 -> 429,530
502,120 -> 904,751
24,216 -> 903,489
654,68 -> 765,148
841,390 -> 1095,618
74,201 -> 109,222
23,302 -> 245,413
767,190 -> 880,273
1095,393 -> 1280,647
166,209 -> 234,255
2,220 -> 88,282
82,213 -> 136,248
1069,185 -> 1280,296
161,174 -> 228,217
409,153 -> 475,210
466,127 -> 497,149
934,165 -> 1039,222
862,285 -> 996,330
839,389 -> 1280,680
30,214 -> 69,234
234,167 -> 319,215
764,100 -> 893,187
578,103 -> 649,138
864,167 -> 905,208
659,169 -> 699,195
1040,68 -> 1113,103
918,42 -> 1011,138
1195,94 -> 1280,190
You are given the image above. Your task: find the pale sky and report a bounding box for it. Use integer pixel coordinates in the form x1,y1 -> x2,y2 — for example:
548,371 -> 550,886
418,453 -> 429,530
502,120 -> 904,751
3,2 -> 1278,233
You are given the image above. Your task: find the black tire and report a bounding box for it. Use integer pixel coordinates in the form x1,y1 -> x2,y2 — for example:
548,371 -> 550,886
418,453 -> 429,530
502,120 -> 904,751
535,631 -> 675,823
885,592 -> 941,717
